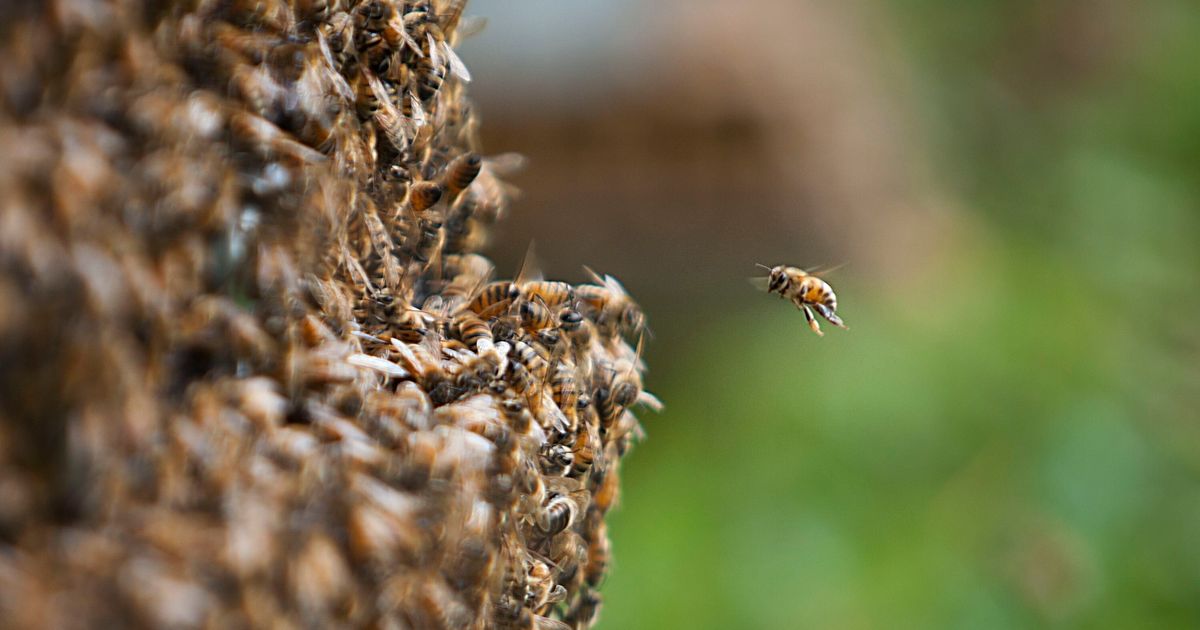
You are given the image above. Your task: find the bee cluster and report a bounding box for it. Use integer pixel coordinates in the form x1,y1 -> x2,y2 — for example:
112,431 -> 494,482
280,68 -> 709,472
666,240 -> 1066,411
0,1 -> 653,628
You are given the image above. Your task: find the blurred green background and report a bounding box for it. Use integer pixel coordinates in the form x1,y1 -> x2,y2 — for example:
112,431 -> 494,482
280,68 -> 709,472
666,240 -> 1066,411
461,0 -> 1200,627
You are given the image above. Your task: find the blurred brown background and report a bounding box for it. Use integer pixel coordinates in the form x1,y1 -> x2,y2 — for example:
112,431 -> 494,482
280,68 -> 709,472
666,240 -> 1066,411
460,1 -> 1200,627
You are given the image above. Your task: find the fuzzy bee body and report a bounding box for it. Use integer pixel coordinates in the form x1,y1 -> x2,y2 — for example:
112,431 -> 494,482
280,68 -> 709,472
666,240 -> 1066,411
761,264 -> 847,336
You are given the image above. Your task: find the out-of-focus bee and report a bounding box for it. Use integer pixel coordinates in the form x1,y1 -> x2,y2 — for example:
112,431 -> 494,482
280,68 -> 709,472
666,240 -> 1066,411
467,280 -> 520,317
390,334 -> 459,405
757,264 -> 848,336
361,201 -> 401,289
583,521 -> 611,588
500,396 -> 534,437
404,217 -> 443,265
566,589 -> 603,628
523,559 -> 566,612
410,182 -> 446,218
440,152 -> 481,202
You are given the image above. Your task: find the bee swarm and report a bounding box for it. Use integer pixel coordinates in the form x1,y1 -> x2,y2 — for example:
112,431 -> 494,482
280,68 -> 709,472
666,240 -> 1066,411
0,1 -> 653,628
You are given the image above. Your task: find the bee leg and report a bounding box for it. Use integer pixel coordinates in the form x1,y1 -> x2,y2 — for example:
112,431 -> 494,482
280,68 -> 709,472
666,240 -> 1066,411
799,303 -> 824,336
813,303 -> 847,330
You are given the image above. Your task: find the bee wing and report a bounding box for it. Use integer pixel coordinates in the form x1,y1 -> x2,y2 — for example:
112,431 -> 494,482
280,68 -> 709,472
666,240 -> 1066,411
426,32 -> 442,70
483,152 -> 527,176
456,15 -> 488,39
747,276 -> 770,291
348,353 -> 408,378
581,265 -> 605,286
364,70 -> 412,150
315,31 -> 354,103
442,41 -> 471,82
392,15 -> 422,55
807,262 -> 848,276
514,240 -> 542,285
406,88 -> 427,128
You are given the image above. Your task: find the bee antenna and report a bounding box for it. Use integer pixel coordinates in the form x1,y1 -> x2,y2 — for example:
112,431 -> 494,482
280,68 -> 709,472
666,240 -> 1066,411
754,262 -> 773,271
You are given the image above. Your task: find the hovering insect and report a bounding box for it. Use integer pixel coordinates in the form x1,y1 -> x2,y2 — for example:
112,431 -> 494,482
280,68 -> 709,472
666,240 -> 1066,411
755,264 -> 848,336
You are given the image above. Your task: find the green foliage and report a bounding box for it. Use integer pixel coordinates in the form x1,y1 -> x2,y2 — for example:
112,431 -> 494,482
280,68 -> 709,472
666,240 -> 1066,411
600,1 -> 1200,627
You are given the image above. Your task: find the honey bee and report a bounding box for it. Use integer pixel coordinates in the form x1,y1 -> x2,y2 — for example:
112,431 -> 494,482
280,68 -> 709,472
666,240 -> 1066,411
566,589 -> 602,628
521,281 -> 574,310
510,340 -> 548,383
440,152 -> 481,202
549,360 -> 580,421
407,180 -> 443,214
569,425 -> 596,479
577,267 -> 645,340
518,298 -> 555,333
539,442 -> 573,477
537,493 -> 578,537
450,311 -> 492,350
467,280 -> 521,317
524,559 -> 565,612
757,264 -> 848,336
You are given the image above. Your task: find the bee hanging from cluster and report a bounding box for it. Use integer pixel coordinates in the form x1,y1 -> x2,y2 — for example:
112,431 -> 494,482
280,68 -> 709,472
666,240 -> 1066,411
0,1 -> 655,629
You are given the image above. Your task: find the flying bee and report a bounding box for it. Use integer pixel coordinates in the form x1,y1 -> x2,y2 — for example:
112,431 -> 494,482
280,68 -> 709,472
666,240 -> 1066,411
756,264 -> 848,336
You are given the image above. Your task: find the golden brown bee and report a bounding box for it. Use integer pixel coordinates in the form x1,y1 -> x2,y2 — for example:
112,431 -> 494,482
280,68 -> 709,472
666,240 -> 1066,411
569,425 -> 596,479
409,180 -> 444,212
577,268 -> 645,340
510,340 -> 548,383
524,559 -> 563,612
518,298 -> 555,332
521,281 -> 574,310
441,152 -> 482,202
451,311 -> 492,350
549,360 -> 580,422
758,264 -> 848,336
467,281 -> 521,317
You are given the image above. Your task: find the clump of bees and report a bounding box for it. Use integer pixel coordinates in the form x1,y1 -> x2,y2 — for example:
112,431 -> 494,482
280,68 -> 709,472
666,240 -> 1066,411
0,1 -> 655,628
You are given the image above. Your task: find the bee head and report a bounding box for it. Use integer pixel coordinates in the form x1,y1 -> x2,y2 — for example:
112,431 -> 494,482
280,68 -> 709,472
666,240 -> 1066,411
767,266 -> 789,295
